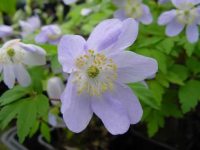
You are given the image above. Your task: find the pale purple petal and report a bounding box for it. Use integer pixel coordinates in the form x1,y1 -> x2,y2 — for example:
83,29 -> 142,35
114,9 -> 127,21
27,16 -> 41,29
81,8 -> 92,16
190,0 -> 200,5
61,75 -> 93,133
35,32 -> 48,43
86,19 -> 122,52
58,35 -> 86,73
109,51 -> 158,83
112,83 -> 143,124
158,10 -> 177,25
47,77 -> 65,99
105,18 -> 138,55
113,0 -> 126,7
186,24 -> 199,43
3,65 -> 15,88
14,64 -> 31,87
35,25 -> 62,45
171,0 -> 187,8
19,43 -> 46,55
0,65 -> 2,73
63,0 -> 78,5
91,89 -> 130,135
166,19 -> 184,36
158,0 -> 170,4
138,4 -> 153,25
0,25 -> 13,38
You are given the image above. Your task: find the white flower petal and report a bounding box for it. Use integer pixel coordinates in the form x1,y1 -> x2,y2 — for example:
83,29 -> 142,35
3,65 -> 15,88
14,64 -> 31,87
47,77 -> 65,100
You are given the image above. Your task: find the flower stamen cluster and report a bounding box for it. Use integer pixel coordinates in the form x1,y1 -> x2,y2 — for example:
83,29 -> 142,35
74,50 -> 117,96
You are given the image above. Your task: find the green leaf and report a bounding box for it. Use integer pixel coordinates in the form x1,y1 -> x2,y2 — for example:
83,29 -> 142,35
186,57 -> 200,74
50,55 -> 62,74
0,86 -> 30,106
129,83 -> 160,109
29,120 -> 40,138
17,98 -> 37,143
0,101 -> 21,129
29,67 -> 46,93
156,38 -> 174,54
184,42 -> 195,57
178,80 -> 200,113
0,0 -> 16,15
35,94 -> 49,118
148,81 -> 165,103
40,122 -> 51,142
146,111 -> 164,137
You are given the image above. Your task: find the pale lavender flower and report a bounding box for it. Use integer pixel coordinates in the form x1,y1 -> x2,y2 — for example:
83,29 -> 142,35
58,18 -> 158,134
48,112 -> 66,128
113,0 -> 153,24
0,25 -> 13,38
158,0 -> 170,4
0,39 -> 46,88
81,8 -> 93,16
63,0 -> 78,5
19,16 -> 41,38
47,77 -> 65,105
35,25 -> 62,45
158,0 -> 200,43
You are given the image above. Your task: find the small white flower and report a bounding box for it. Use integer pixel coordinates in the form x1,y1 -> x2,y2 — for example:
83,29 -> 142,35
113,0 -> 153,25
158,0 -> 200,43
19,16 -> 41,38
81,8 -> 93,16
47,77 -> 65,101
0,39 -> 46,88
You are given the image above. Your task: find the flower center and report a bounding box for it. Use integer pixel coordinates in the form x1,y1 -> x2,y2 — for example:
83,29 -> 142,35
125,1 -> 143,19
176,8 -> 198,25
74,50 -> 117,96
7,48 -> 15,57
87,65 -> 100,78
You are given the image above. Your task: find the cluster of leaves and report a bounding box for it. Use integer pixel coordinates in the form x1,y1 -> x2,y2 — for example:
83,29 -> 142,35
0,67 -> 51,143
129,1 -> 200,137
0,0 -> 200,143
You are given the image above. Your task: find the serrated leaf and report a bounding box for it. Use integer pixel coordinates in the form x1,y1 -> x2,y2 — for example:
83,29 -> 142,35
148,81 -> 165,103
129,83 -> 160,109
178,80 -> 200,113
184,42 -> 195,57
29,67 -> 45,93
41,123 -> 51,142
146,111 -> 164,137
157,38 -> 174,54
0,86 -> 30,106
29,120 -> 40,138
0,101 -> 21,129
186,58 -> 200,74
17,98 -> 37,143
35,94 -> 49,118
